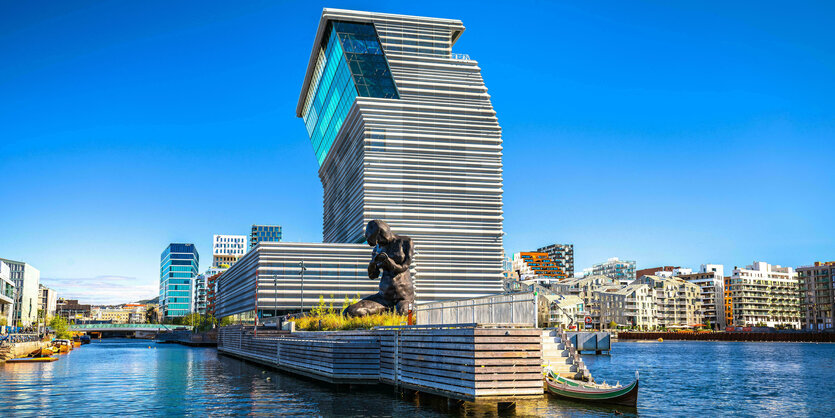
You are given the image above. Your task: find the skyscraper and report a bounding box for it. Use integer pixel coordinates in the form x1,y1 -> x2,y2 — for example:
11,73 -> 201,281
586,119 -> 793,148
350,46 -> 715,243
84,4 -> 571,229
296,9 -> 504,302
250,225 -> 282,250
159,243 -> 199,318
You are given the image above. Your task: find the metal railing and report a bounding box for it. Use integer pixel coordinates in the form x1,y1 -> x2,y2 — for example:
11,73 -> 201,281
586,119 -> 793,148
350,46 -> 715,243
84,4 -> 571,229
450,52 -> 471,61
415,292 -> 537,326
0,333 -> 42,345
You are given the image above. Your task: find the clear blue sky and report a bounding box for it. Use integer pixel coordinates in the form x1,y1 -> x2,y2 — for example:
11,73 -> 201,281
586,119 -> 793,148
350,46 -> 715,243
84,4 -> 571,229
1,1 -> 833,304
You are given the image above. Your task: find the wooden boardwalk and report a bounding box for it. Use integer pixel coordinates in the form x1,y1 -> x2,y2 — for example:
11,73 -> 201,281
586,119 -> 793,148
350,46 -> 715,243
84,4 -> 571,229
217,324 -> 545,402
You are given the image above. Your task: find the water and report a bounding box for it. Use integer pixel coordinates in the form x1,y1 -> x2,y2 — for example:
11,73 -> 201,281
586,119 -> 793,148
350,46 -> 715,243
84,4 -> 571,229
1,339 -> 833,416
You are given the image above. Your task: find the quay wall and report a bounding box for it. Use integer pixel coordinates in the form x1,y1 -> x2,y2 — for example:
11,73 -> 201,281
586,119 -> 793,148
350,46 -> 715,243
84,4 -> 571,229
618,332 -> 835,342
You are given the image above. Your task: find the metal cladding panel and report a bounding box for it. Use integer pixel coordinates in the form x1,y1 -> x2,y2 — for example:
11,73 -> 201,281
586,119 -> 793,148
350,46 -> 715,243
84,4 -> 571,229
312,10 -> 504,304
416,292 -> 536,325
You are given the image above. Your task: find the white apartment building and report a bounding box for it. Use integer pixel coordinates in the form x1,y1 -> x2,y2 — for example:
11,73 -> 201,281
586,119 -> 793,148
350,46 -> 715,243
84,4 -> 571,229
542,294 -> 586,328
38,284 -> 58,320
729,261 -> 800,328
633,275 -> 703,328
590,257 -> 636,286
0,258 -> 40,326
212,234 -> 247,268
1,261 -> 14,326
596,284 -> 657,329
675,264 -> 725,329
551,275 -> 620,328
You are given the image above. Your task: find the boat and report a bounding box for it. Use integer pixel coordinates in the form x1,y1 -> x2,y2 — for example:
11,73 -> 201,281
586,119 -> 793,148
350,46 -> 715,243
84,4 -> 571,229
80,335 -> 91,345
545,368 -> 639,407
6,356 -> 59,363
52,339 -> 73,353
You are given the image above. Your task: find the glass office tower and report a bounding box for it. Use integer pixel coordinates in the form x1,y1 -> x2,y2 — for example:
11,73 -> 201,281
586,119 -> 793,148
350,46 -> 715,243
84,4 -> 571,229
297,9 -> 504,303
249,224 -> 283,250
159,243 -> 198,318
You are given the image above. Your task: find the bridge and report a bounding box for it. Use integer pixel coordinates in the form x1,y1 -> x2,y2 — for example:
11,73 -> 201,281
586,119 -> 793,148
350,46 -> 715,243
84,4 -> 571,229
69,323 -> 179,332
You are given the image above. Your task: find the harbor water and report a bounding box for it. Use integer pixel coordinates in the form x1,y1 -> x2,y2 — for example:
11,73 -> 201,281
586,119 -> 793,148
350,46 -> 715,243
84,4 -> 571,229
1,338 -> 833,416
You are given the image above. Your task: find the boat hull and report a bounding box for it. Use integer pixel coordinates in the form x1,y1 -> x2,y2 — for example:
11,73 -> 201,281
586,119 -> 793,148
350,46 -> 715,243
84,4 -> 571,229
546,378 -> 639,407
6,356 -> 59,363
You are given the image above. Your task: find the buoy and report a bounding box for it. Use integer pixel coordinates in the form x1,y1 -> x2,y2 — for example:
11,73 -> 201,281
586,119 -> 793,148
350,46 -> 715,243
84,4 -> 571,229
657,338 -> 663,342
148,346 -> 151,349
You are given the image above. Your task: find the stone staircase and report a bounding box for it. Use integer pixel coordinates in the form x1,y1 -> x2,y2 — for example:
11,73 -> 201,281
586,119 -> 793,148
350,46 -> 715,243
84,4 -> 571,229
541,329 -> 592,381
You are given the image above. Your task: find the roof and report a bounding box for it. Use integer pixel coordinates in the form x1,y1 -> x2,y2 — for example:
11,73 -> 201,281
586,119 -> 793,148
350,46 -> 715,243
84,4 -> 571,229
295,8 -> 465,117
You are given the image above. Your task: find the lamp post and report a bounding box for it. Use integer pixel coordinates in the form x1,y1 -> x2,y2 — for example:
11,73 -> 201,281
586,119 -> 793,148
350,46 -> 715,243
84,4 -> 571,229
299,261 -> 307,314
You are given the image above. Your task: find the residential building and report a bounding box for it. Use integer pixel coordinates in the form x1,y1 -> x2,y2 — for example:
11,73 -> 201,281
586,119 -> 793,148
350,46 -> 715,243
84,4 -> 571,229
159,243 -> 199,319
513,252 -> 566,280
797,261 -> 835,331
92,308 -> 130,324
296,9 -> 504,303
596,284 -> 657,329
212,235 -> 247,268
634,275 -> 703,328
56,299 -> 92,322
206,272 -> 222,317
636,266 -> 679,278
38,284 -> 58,321
0,258 -> 41,326
214,242 -> 377,321
729,262 -> 800,328
1,261 -> 14,325
724,276 -> 733,326
590,257 -> 636,286
551,275 -> 620,329
537,244 -> 575,278
194,274 -> 208,315
250,225 -> 283,250
675,264 -> 725,329
542,294 -> 586,328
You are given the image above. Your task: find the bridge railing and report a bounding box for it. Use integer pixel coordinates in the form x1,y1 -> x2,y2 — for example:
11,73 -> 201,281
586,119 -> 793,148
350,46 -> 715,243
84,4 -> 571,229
68,324 -> 176,330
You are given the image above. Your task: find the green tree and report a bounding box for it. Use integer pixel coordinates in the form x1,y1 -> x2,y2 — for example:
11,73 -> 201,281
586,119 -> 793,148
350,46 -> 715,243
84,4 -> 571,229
609,320 -> 617,330
49,316 -> 71,339
145,307 -> 159,324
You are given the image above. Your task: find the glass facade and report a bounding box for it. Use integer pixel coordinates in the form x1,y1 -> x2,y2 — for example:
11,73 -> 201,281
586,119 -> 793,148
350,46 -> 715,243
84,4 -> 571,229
250,224 -> 283,249
302,21 -> 399,165
159,243 -> 198,318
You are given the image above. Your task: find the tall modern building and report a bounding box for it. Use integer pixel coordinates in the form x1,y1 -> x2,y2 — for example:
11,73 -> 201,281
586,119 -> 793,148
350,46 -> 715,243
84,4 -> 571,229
0,257 -> 40,326
212,234 -> 247,268
250,225 -> 282,249
537,244 -> 575,278
159,243 -> 199,318
1,261 -> 14,325
797,261 -> 834,331
296,9 -> 504,302
38,284 -> 58,321
590,257 -> 636,286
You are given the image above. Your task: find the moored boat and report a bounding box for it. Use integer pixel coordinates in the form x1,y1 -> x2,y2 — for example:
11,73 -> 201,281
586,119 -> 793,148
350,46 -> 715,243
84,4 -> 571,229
545,368 -> 639,407
6,356 -> 59,363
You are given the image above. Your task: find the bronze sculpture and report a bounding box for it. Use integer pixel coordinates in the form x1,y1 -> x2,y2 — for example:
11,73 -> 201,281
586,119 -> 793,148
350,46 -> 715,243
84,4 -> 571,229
344,219 -> 415,317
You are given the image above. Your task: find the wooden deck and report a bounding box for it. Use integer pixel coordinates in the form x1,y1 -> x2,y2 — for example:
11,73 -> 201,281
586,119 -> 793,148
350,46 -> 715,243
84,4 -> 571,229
217,324 -> 545,402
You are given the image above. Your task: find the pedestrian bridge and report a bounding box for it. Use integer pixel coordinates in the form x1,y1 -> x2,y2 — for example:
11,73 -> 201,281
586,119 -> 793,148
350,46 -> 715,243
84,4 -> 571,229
69,324 -> 178,332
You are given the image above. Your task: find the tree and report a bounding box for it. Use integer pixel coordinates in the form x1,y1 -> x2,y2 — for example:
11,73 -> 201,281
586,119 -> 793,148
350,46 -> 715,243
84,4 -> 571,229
145,307 -> 159,324
609,320 -> 617,330
704,319 -> 711,330
49,316 -> 71,339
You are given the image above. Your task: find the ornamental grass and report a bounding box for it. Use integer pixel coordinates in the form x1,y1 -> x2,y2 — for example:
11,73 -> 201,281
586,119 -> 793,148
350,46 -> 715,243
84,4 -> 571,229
294,295 -> 408,331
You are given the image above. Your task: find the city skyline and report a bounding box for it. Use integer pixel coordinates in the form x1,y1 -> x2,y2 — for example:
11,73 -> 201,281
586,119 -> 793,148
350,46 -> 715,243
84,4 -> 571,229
2,1 -> 834,304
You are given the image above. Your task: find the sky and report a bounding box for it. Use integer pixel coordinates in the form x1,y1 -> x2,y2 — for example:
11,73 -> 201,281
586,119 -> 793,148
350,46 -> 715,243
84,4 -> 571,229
1,1 -> 833,304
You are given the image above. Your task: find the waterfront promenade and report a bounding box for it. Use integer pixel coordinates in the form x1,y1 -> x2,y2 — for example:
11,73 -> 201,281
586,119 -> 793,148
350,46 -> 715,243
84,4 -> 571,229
1,338 -> 833,416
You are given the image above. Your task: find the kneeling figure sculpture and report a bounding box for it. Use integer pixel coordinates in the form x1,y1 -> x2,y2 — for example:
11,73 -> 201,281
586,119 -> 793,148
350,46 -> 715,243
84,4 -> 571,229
344,220 -> 415,317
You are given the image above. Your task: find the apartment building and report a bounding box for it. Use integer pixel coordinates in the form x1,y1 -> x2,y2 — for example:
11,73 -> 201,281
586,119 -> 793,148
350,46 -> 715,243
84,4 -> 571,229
797,261 -> 834,330
536,244 -> 575,278
633,275 -> 703,328
590,257 -> 636,286
675,264 -> 725,329
729,262 -> 800,328
513,252 -> 566,280
596,284 -> 657,329
0,258 -> 41,326
212,235 -> 247,268
0,261 -> 14,325
38,284 -> 58,320
542,294 -> 586,328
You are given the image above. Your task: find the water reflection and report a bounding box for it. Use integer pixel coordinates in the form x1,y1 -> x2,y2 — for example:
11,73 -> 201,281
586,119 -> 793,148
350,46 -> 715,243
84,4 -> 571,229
1,339 -> 833,416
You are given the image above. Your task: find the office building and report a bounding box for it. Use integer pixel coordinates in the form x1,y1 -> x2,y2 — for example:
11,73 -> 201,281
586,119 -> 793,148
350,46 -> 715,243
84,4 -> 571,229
1,261 -> 14,325
0,257 -> 41,326
674,264 -> 725,329
214,242 -> 376,320
633,275 -> 703,328
250,225 -> 283,249
159,243 -> 199,318
537,244 -> 575,278
296,9 -> 504,303
797,261 -> 834,331
56,299 -> 91,322
590,257 -> 636,286
38,284 -> 58,321
728,262 -> 800,328
212,234 -> 247,268
513,252 -> 566,280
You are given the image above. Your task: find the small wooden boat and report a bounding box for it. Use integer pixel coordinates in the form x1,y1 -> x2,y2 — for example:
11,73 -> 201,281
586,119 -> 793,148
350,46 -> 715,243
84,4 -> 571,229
52,339 -> 73,353
545,368 -> 639,407
6,356 -> 59,363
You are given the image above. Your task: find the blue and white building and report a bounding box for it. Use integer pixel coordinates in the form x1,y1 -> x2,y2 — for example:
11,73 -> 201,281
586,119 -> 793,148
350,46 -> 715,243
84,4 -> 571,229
159,243 -> 199,318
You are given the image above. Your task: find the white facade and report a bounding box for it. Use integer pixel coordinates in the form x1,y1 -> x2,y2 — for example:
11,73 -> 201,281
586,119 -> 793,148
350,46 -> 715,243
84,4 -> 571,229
297,9 -> 504,303
729,261 -> 800,328
675,264 -> 725,329
543,294 -> 586,328
596,284 -> 657,329
633,275 -> 703,327
212,234 -> 247,268
1,261 -> 14,325
38,284 -> 58,320
590,257 -> 636,286
0,258 -> 40,326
